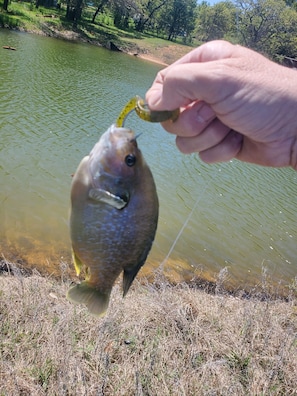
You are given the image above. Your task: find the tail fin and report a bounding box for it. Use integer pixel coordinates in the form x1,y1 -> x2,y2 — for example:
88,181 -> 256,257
67,281 -> 111,317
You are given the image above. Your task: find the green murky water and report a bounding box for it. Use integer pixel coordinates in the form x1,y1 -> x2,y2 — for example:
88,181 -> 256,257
1,29 -> 296,292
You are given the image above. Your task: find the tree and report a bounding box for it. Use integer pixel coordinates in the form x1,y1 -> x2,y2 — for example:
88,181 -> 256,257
271,4 -> 297,58
134,0 -> 167,32
3,0 -> 9,11
92,0 -> 110,24
235,0 -> 288,51
195,1 -> 237,42
36,0 -> 56,8
234,0 -> 297,58
103,0 -> 138,29
157,0 -> 197,41
66,0 -> 84,26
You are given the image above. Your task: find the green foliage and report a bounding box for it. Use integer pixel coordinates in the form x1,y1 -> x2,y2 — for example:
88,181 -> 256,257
97,11 -> 114,26
3,0 -> 297,59
0,1 -> 67,30
31,358 -> 56,391
112,2 -> 135,30
234,0 -> 297,59
0,1 -> 37,29
195,0 -> 297,60
0,12 -> 20,28
196,1 -> 237,42
133,0 -> 166,32
236,0 -> 286,50
157,0 -> 197,42
270,7 -> 297,58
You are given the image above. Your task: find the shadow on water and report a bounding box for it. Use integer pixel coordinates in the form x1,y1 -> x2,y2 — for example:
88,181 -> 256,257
0,29 -> 297,297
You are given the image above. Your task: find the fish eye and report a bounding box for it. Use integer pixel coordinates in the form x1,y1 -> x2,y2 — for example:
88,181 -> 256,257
125,154 -> 136,167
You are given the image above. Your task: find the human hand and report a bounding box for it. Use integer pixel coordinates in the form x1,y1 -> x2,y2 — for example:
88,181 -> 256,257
146,40 -> 297,169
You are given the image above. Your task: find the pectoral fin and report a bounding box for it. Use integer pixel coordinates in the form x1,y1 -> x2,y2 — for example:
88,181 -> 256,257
72,250 -> 84,276
89,188 -> 128,209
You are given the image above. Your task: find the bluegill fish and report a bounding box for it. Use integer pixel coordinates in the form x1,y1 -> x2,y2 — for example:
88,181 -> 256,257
67,125 -> 159,317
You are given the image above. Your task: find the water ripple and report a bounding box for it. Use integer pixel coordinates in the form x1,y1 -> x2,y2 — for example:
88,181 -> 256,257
0,29 -> 296,289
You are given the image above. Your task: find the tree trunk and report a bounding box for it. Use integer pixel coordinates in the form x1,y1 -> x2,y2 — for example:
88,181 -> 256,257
92,0 -> 109,24
135,16 -> 146,32
3,0 -> 9,11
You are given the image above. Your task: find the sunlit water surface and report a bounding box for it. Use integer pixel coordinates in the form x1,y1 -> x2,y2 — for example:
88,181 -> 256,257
1,29 -> 296,293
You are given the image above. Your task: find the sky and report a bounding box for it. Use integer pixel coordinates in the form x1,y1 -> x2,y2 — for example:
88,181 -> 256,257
206,0 -> 227,4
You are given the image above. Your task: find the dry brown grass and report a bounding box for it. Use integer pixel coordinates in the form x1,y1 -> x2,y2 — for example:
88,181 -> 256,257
0,262 -> 297,396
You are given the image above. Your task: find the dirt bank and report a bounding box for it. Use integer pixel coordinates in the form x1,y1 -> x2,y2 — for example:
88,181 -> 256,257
8,22 -> 192,66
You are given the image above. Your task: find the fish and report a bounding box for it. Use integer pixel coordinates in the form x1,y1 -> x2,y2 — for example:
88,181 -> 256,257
67,124 -> 159,317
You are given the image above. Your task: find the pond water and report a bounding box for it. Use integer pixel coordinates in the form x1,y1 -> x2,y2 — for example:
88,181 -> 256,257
1,29 -> 296,293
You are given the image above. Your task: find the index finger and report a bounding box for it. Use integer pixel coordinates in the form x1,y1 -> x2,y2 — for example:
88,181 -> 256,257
171,40 -> 237,65
146,40 -> 239,111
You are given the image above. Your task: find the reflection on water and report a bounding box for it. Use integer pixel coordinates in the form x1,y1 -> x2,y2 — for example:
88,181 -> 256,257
1,29 -> 296,294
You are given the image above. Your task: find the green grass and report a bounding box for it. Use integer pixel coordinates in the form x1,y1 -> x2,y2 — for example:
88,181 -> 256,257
0,1 -> 193,63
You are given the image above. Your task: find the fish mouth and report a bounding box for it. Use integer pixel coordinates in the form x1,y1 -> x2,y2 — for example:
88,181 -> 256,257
109,124 -> 136,144
95,124 -> 138,161
131,132 -> 142,142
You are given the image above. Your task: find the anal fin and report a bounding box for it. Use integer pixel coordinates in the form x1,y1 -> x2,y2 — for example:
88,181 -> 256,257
67,281 -> 111,317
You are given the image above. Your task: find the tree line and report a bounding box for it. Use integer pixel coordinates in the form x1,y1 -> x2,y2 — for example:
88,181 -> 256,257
195,0 -> 297,60
62,0 -> 197,41
95,0 -> 297,59
3,0 -> 297,60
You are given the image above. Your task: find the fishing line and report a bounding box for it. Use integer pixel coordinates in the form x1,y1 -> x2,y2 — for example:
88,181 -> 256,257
159,168 -> 219,272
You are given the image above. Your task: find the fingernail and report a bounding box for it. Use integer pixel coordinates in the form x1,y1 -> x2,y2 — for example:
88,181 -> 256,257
196,103 -> 215,124
146,91 -> 161,109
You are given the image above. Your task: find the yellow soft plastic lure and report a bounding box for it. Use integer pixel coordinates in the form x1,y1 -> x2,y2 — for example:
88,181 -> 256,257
115,95 -> 179,127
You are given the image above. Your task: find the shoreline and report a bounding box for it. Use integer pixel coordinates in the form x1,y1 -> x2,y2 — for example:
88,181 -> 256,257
129,52 -> 169,66
1,24 -> 189,66
1,256 -> 295,302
